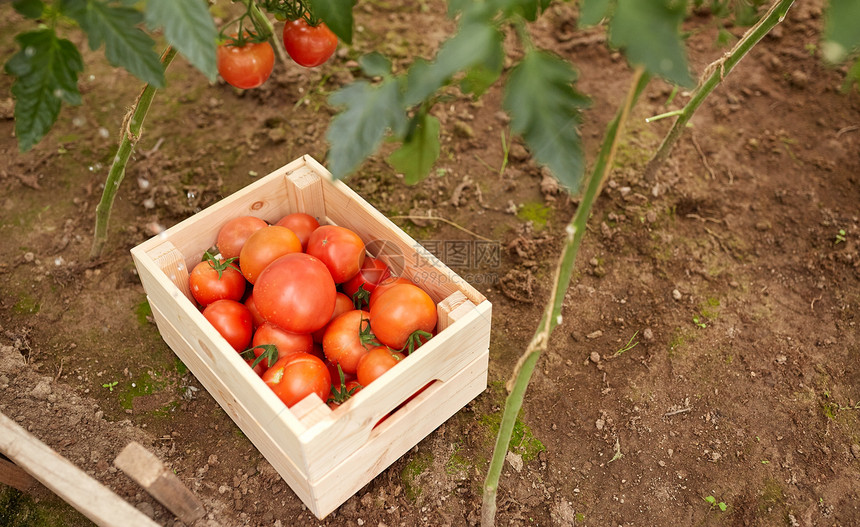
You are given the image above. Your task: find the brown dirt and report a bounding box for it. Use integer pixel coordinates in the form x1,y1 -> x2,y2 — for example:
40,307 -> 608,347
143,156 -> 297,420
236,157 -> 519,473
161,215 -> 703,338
2,1 -> 859,526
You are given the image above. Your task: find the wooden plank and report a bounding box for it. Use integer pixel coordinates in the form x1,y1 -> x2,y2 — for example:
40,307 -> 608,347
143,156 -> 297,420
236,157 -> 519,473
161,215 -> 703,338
0,412 -> 159,527
308,349 -> 489,518
0,456 -> 40,493
147,300 -> 316,504
298,299 -> 492,479
114,442 -> 205,524
285,165 -> 327,221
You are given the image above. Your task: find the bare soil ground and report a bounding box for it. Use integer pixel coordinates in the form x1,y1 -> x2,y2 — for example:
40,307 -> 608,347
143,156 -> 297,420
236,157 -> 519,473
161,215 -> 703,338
1,1 -> 859,526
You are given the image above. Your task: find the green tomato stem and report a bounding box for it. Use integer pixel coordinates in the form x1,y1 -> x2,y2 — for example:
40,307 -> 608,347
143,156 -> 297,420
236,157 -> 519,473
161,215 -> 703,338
644,0 -> 795,180
480,67 -> 650,527
90,46 -> 177,259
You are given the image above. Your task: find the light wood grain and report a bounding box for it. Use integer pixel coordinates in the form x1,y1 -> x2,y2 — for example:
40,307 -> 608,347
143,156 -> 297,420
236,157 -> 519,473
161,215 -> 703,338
0,412 -> 159,527
114,441 -> 205,524
130,155 -> 493,519
0,456 -> 40,492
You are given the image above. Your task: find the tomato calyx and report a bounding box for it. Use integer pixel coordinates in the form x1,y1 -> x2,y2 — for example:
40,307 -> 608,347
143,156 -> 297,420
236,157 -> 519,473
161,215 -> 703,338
327,365 -> 361,405
351,284 -> 371,310
202,251 -> 240,279
359,317 -> 382,349
258,0 -> 323,26
240,344 -> 279,370
398,329 -> 433,355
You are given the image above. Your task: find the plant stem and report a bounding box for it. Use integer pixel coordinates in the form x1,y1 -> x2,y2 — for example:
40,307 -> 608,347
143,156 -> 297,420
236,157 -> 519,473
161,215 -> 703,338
250,1 -> 290,67
90,46 -> 177,259
480,67 -> 650,527
644,0 -> 795,180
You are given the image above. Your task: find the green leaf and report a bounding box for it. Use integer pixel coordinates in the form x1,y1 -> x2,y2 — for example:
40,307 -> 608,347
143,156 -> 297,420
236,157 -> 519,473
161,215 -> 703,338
308,0 -> 354,44
387,113 -> 441,184
704,496 -> 716,505
359,52 -> 392,77
487,0 -> 552,21
503,50 -> 590,192
62,0 -> 165,87
13,0 -> 44,19
4,29 -> 84,152
609,0 -> 693,87
404,20 -> 503,105
823,0 -> 860,64
327,79 -> 407,179
145,0 -> 217,81
460,32 -> 505,97
579,0 -> 612,26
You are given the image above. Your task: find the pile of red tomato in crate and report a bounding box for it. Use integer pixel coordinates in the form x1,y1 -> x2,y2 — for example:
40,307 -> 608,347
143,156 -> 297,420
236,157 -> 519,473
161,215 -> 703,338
188,212 -> 437,412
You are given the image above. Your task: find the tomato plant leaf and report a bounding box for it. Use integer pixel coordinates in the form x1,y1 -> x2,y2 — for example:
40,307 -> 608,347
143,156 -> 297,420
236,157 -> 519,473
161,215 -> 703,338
823,0 -> 860,64
61,0 -> 164,87
4,29 -> 83,152
503,50 -> 589,192
609,0 -> 693,87
359,52 -> 392,77
488,0 -> 552,21
308,0 -> 354,44
404,20 -> 503,106
387,112 -> 441,185
327,79 -> 407,179
13,0 -> 44,18
460,33 -> 505,97
579,0 -> 612,26
145,0 -> 217,82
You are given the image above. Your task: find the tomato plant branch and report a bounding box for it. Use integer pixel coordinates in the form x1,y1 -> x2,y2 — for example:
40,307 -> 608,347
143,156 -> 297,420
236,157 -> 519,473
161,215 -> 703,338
90,46 -> 177,259
480,67 -> 649,527
249,0 -> 289,66
644,0 -> 795,180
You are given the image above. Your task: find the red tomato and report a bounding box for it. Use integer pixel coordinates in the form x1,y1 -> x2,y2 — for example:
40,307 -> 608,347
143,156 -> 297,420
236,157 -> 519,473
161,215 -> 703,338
216,216 -> 267,260
282,19 -> 338,68
341,257 -> 391,305
369,284 -> 437,351
254,253 -> 337,334
321,310 -> 373,374
202,299 -> 253,352
357,346 -> 405,387
244,293 -> 266,329
252,323 -> 314,357
275,213 -> 319,251
306,225 -> 366,284
368,276 -> 414,311
312,292 -> 354,343
216,39 -> 275,89
239,225 -> 302,284
188,254 -> 246,306
262,353 -> 331,408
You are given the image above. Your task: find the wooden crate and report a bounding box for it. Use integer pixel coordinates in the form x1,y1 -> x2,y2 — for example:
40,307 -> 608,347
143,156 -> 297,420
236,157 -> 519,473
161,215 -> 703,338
130,155 -> 492,519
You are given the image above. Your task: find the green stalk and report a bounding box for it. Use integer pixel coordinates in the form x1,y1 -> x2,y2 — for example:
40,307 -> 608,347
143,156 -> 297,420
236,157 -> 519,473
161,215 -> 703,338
90,46 -> 177,259
249,0 -> 289,67
644,0 -> 795,179
480,67 -> 650,527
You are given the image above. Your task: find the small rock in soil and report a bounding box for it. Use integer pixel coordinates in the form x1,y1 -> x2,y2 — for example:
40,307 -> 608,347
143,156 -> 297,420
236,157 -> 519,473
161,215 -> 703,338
590,351 -> 601,363
672,289 -> 682,300
587,330 -> 603,340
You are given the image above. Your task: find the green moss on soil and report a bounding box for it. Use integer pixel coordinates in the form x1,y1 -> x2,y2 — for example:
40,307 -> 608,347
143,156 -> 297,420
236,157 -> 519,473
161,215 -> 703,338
516,201 -> 553,231
401,451 -> 434,500
0,487 -> 89,527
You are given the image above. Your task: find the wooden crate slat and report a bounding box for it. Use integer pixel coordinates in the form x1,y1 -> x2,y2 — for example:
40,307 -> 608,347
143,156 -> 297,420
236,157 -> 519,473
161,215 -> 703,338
308,349 -> 489,518
148,301 -> 316,504
0,413 -> 160,527
297,299 -> 491,478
